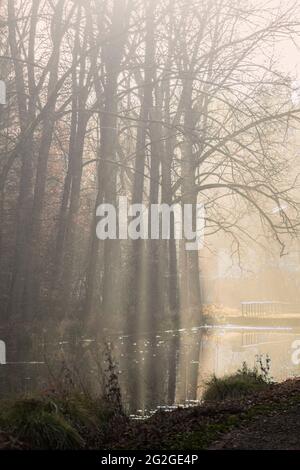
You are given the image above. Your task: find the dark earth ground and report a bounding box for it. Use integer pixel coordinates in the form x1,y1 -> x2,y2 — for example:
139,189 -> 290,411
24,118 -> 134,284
210,404 -> 300,449
112,378 -> 300,450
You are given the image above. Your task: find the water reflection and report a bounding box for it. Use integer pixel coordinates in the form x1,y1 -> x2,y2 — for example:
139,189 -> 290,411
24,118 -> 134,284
198,326 -> 300,390
118,325 -> 300,412
2,324 -> 300,413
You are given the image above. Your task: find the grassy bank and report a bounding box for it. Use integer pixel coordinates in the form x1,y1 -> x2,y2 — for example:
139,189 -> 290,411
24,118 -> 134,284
1,365 -> 300,450
0,393 -> 128,449
113,377 -> 300,450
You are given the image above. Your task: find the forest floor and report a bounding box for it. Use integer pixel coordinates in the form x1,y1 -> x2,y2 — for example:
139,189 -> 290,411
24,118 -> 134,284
112,377 -> 300,450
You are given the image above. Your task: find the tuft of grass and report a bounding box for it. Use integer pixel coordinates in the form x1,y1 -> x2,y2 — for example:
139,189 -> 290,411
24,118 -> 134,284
203,359 -> 272,402
0,398 -> 84,449
0,393 -> 124,449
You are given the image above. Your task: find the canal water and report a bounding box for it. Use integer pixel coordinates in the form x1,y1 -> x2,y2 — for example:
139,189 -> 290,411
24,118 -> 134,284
1,324 -> 300,412
116,324 -> 300,412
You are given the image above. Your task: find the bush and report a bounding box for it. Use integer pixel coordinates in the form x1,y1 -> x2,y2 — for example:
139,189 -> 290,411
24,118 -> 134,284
56,393 -> 122,446
0,342 -> 126,449
0,393 -> 124,449
0,398 -> 84,449
203,358 -> 273,402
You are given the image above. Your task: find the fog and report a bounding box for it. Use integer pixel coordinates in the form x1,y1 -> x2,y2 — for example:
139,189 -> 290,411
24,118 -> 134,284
0,0 -> 300,412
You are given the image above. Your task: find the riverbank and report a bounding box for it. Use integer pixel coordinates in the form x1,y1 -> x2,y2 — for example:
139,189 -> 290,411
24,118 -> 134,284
112,377 -> 300,450
1,377 -> 300,450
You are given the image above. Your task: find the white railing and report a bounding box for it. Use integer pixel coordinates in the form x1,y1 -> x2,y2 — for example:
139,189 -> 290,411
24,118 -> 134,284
0,80 -> 6,105
241,301 -> 299,317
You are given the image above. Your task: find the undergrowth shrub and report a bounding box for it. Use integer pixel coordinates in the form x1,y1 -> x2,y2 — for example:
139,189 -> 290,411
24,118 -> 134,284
0,398 -> 84,449
0,342 -> 126,449
203,355 -> 273,402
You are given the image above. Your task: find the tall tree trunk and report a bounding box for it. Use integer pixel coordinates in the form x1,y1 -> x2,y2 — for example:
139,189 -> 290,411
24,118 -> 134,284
7,0 -> 34,320
25,0 -> 64,318
125,0 -> 156,411
84,0 -> 127,330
